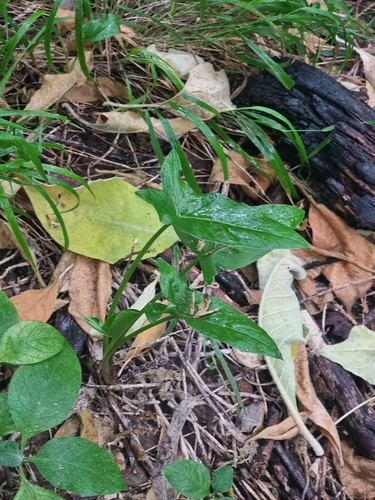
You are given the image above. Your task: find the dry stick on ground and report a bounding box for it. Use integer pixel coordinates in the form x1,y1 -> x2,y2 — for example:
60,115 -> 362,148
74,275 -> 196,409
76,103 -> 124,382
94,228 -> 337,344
170,337 -> 246,442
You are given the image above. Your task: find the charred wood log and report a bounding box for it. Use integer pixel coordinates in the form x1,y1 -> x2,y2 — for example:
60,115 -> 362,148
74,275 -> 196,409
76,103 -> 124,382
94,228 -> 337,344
233,60 -> 375,229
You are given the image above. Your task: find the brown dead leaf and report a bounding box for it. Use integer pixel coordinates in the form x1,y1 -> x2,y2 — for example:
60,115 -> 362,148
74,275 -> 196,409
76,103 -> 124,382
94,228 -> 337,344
93,415 -> 114,448
56,6 -> 75,35
115,24 -> 140,48
51,250 -> 77,294
68,255 -> 112,334
11,280 -> 59,322
247,412 -> 310,441
334,441 -> 375,499
62,103 -> 195,138
124,319 -> 167,363
170,62 -> 236,119
24,50 -> 93,111
79,409 -> 98,444
294,202 -> 373,314
354,48 -> 375,108
54,415 -> 80,438
209,152 -> 276,200
66,77 -> 128,103
295,344 -> 342,463
231,349 -> 264,370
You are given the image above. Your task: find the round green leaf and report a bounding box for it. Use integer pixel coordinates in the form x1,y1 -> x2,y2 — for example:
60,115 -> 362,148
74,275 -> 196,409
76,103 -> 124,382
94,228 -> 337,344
0,321 -> 65,365
15,480 -> 63,500
0,440 -> 22,466
28,437 -> 127,495
211,466 -> 233,494
163,460 -> 211,499
0,393 -> 17,437
0,291 -> 19,341
8,341 -> 81,440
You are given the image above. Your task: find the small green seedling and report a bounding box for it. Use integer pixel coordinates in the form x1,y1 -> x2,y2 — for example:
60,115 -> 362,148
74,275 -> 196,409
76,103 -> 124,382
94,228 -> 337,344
163,459 -> 234,499
0,292 -> 127,499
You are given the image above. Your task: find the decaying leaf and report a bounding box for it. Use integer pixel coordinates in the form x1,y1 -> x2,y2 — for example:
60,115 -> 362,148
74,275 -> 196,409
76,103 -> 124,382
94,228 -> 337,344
209,151 -> 276,200
61,103 -> 195,138
79,409 -> 98,444
334,441 -> 375,499
10,280 -> 59,323
54,415 -> 80,438
258,249 -> 323,456
294,202 -> 373,314
170,63 -> 236,120
68,255 -> 112,334
66,76 -> 128,103
354,47 -> 375,108
115,24 -> 139,48
24,50 -> 93,112
146,44 -> 205,80
56,6 -> 75,35
295,344 -> 342,463
25,178 -> 179,264
51,250 -> 77,294
247,412 -> 310,442
320,325 -> 375,385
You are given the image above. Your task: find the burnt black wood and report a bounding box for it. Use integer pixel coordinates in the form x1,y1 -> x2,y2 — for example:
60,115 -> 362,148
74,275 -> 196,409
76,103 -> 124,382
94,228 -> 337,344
233,60 -> 375,229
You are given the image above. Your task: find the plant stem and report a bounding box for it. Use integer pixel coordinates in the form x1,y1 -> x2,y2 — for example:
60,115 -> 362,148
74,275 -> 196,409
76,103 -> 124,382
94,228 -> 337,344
108,224 -> 169,317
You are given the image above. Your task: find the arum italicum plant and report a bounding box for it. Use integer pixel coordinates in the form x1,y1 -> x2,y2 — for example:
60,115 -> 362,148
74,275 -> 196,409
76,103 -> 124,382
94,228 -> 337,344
83,150 -> 310,383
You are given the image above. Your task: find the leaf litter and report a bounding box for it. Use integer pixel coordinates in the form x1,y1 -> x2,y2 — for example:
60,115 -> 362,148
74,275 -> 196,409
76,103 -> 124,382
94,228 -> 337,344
3,3 -> 375,500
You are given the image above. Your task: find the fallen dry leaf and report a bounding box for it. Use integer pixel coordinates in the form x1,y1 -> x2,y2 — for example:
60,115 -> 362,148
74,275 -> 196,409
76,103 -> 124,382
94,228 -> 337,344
295,344 -> 342,463
54,415 -> 80,438
209,151 -> 276,200
146,43 -> 205,80
170,62 -> 236,120
354,48 -> 375,108
115,24 -> 140,48
10,280 -> 59,322
56,6 -> 75,35
66,76 -> 128,103
294,202 -> 373,314
24,50 -> 93,111
51,250 -> 77,294
247,412 -> 310,442
68,255 -> 112,334
124,319 -> 167,363
334,441 -> 375,499
79,409 -> 98,445
62,103 -> 195,138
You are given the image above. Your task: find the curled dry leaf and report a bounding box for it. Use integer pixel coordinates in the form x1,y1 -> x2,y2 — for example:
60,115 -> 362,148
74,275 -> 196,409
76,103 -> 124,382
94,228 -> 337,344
247,412 -> 310,442
209,151 -> 276,200
146,44 -> 205,80
51,250 -> 77,294
124,320 -> 167,364
10,280 -> 59,323
294,202 -> 373,314
62,103 -> 195,138
334,441 -> 375,499
170,62 -> 236,120
66,77 -> 128,103
68,255 -> 112,334
295,344 -> 342,464
24,50 -> 93,112
115,24 -> 139,48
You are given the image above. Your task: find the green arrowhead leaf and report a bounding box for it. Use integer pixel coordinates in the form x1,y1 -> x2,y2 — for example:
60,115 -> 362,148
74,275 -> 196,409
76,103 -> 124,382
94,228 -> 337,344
0,393 -> 17,437
15,479 -> 63,500
25,178 -> 178,264
83,14 -> 120,42
163,460 -> 211,499
0,440 -> 22,467
137,150 -> 308,253
0,291 -> 19,341
211,466 -> 233,494
0,321 -> 65,365
28,437 -> 127,495
8,341 -> 81,441
157,259 -> 281,357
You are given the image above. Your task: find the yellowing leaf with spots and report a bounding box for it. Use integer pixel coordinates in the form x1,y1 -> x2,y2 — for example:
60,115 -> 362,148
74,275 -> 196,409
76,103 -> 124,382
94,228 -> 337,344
25,178 -> 178,264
